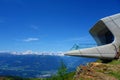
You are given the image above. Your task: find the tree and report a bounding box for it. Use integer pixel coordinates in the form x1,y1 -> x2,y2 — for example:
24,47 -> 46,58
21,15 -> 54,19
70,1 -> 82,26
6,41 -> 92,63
57,60 -> 67,80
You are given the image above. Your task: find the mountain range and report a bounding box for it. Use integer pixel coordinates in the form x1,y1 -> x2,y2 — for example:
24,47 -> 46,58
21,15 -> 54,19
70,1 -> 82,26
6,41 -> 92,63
0,52 -> 96,78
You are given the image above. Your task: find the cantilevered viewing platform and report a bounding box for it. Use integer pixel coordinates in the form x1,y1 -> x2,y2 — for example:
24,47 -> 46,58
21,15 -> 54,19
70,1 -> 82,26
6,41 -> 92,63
65,13 -> 120,60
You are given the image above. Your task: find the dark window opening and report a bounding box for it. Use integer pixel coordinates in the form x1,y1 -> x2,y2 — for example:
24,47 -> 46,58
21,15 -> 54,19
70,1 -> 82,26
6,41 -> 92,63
98,27 -> 114,45
105,31 -> 114,44
90,20 -> 114,46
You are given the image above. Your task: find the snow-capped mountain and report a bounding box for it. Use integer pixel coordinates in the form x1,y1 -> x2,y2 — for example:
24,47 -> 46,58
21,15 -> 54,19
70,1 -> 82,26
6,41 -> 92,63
0,50 -> 64,56
0,52 -> 96,78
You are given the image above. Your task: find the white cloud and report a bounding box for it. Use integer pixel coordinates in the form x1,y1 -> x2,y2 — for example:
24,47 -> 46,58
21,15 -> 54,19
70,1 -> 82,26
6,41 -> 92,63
23,38 -> 39,42
30,25 -> 39,30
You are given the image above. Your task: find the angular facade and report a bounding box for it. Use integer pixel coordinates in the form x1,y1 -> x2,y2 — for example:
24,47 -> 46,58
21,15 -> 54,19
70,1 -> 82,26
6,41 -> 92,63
65,13 -> 120,59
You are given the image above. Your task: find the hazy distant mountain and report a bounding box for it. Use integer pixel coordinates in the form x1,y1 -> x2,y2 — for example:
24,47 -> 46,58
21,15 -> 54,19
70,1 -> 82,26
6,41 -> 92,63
0,50 -> 64,56
0,52 -> 96,78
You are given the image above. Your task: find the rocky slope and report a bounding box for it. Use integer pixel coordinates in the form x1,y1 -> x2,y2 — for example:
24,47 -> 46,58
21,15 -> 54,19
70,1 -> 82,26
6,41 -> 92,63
74,60 -> 120,80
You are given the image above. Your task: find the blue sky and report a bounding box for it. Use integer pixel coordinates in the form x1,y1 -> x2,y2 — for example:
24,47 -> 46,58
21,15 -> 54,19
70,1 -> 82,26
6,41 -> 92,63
0,0 -> 120,52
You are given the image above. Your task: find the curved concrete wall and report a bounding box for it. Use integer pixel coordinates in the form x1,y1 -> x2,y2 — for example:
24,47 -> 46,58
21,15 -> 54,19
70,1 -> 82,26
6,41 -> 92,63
65,13 -> 120,59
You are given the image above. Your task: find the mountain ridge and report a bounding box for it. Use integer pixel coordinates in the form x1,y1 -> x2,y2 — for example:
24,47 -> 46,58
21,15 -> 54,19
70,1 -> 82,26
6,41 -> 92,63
0,51 -> 64,56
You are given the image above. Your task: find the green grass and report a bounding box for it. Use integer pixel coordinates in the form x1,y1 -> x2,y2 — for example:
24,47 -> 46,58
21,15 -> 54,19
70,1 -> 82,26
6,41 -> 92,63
108,60 -> 120,65
45,72 -> 75,80
109,71 -> 120,80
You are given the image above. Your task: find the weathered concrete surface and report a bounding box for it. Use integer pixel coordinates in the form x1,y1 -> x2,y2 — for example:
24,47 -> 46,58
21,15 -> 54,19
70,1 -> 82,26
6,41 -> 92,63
65,13 -> 120,60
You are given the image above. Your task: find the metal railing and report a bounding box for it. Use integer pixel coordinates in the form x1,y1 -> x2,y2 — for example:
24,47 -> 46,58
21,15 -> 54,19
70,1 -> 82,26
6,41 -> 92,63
70,43 -> 97,50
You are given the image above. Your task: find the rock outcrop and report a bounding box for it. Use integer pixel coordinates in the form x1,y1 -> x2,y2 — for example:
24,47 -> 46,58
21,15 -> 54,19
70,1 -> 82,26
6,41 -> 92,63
74,60 -> 120,80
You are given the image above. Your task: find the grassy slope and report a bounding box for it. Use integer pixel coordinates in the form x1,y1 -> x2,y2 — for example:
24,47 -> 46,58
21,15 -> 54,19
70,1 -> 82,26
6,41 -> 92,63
74,60 -> 120,80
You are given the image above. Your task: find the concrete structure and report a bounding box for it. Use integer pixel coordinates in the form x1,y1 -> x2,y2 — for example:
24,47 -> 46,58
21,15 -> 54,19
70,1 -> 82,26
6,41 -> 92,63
65,13 -> 120,60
